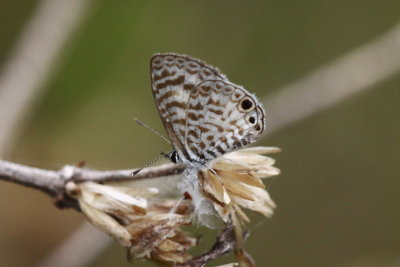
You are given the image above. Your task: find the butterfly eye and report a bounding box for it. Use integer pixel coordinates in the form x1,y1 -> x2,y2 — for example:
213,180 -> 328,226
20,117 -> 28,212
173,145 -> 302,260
238,97 -> 255,112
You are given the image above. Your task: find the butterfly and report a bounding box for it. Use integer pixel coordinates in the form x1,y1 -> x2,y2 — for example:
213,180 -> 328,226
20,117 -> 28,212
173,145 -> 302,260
150,53 -> 266,167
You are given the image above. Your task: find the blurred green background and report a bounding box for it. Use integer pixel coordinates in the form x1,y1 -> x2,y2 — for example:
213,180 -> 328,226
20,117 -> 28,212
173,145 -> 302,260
1,0 -> 400,266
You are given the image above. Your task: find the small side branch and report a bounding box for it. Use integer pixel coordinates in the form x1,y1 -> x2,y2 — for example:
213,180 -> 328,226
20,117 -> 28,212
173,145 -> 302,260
177,223 -> 235,267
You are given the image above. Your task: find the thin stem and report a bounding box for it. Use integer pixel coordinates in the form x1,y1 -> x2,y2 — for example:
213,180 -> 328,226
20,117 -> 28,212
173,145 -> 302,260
177,223 -> 235,267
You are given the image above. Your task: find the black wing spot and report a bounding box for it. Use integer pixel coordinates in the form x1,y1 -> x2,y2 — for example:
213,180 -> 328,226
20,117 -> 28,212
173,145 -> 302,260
241,99 -> 253,110
248,116 -> 256,124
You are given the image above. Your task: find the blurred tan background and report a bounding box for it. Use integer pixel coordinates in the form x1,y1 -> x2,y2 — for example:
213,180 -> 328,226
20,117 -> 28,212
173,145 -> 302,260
1,0 -> 400,266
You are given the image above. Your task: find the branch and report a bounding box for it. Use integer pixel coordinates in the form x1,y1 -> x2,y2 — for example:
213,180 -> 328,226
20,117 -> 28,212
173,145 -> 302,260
177,223 -> 236,267
72,163 -> 185,183
0,158 -> 250,267
0,159 -> 245,266
0,159 -> 184,209
1,156 -> 253,266
0,160 -> 65,196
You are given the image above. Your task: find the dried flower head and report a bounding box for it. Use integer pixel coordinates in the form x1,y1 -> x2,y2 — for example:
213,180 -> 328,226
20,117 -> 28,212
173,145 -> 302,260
66,181 -> 196,265
197,146 -> 280,223
64,146 -> 280,266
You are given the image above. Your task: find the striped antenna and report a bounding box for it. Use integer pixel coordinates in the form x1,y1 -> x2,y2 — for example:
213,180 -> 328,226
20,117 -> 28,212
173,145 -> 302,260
134,118 -> 171,145
132,153 -> 165,175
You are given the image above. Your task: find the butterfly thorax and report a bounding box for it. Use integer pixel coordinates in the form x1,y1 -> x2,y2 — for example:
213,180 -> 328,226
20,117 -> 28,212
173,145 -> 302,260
165,150 -> 210,170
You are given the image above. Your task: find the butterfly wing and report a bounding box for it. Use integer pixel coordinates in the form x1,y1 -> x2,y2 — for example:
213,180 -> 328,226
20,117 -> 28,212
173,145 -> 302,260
184,80 -> 266,162
150,53 -> 226,160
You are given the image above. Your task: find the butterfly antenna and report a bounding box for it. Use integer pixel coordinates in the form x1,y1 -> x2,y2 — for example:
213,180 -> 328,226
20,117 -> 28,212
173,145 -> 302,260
132,153 -> 165,175
134,118 -> 171,145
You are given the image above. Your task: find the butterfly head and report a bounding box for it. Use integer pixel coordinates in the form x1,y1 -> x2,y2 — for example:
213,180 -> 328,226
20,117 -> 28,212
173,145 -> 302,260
164,150 -> 181,163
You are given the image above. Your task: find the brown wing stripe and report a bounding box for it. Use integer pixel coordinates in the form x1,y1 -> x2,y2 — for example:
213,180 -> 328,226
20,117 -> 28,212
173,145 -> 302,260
190,103 -> 203,110
155,75 -> 185,90
171,118 -> 186,125
153,69 -> 175,81
188,130 -> 199,139
206,98 -> 221,106
198,126 -> 210,133
215,145 -> 225,154
188,112 -> 204,121
199,142 -> 206,149
157,90 -> 181,103
165,101 -> 187,110
208,108 -> 223,115
199,91 -> 210,97
207,123 -> 224,133
201,85 -> 212,92
184,84 -> 195,90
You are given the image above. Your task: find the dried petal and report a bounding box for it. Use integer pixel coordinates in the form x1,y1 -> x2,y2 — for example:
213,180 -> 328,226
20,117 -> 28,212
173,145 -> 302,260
203,170 -> 231,204
216,263 -> 239,267
216,169 -> 265,189
233,186 -> 276,217
80,182 -> 148,214
127,214 -> 191,260
78,200 -> 131,246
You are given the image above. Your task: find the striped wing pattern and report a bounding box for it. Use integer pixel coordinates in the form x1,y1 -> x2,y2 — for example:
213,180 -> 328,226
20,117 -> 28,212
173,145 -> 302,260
150,53 -> 226,160
185,80 -> 266,161
150,53 -> 266,163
